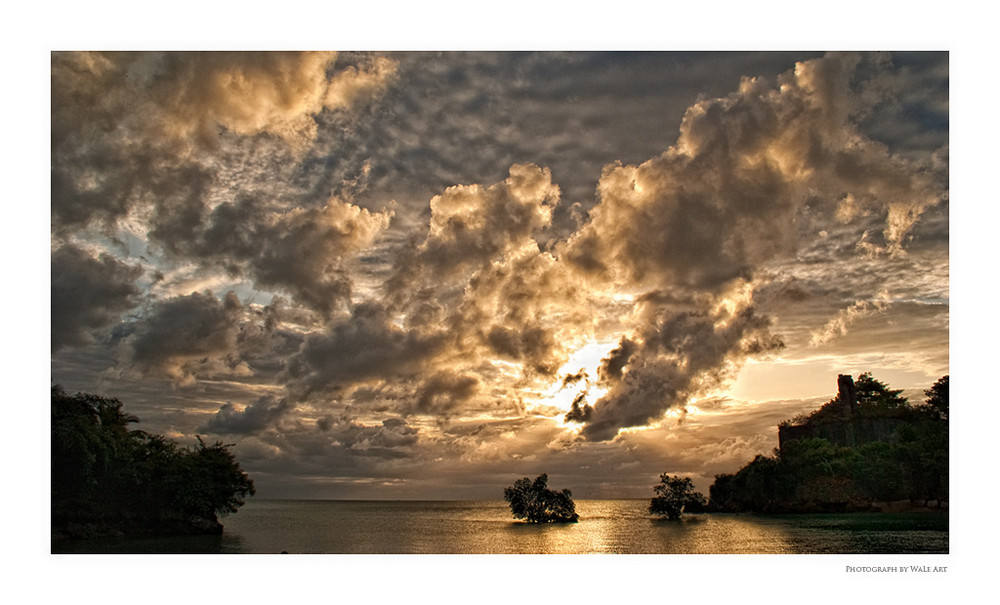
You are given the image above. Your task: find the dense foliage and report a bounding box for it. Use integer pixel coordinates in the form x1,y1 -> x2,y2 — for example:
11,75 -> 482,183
52,386 -> 255,537
782,372 -> 911,427
924,375 -> 948,421
710,374 -> 948,513
503,474 -> 579,523
649,474 -> 707,519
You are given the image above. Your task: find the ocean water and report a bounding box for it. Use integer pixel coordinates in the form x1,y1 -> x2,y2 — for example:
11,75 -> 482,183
51,499 -> 948,554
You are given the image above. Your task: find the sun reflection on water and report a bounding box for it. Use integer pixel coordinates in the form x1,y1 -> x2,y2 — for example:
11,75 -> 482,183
58,499 -> 947,554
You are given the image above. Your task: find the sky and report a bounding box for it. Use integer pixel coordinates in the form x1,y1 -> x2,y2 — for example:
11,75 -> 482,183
49,50 -> 949,500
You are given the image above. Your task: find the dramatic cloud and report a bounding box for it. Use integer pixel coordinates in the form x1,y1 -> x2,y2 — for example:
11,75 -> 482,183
114,290 -> 298,385
52,52 -> 396,158
413,371 -> 480,415
115,290 -> 245,384
548,52 -> 945,439
562,53 -> 944,293
51,244 -> 142,351
810,290 -> 892,346
50,51 -> 948,498
386,163 -> 559,292
579,298 -> 784,441
285,301 -> 449,397
51,51 -> 399,313
193,194 -> 393,317
376,164 -> 590,383
204,395 -> 293,435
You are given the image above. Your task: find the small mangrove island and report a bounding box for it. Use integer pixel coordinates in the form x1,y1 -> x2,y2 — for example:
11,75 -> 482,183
504,473 -> 580,523
51,386 -> 255,541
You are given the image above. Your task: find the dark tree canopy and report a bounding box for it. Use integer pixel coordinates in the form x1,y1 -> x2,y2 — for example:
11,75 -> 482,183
854,372 -> 908,410
503,473 -> 579,523
649,474 -> 707,519
52,386 -> 255,538
924,375 -> 948,420
786,372 -> 916,426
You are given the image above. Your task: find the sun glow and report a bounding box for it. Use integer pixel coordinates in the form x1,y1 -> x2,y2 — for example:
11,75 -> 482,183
533,339 -> 617,418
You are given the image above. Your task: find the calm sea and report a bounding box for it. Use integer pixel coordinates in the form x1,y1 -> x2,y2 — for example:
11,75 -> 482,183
51,499 -> 948,554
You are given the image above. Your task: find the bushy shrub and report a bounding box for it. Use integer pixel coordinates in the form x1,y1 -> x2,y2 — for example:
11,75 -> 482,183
504,474 -> 579,523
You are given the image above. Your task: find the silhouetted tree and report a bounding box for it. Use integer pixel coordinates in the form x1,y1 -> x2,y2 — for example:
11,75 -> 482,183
649,474 -> 707,520
854,372 -> 908,413
504,474 -> 579,523
51,386 -> 255,538
791,372 -> 912,426
168,436 -> 256,518
924,375 -> 949,421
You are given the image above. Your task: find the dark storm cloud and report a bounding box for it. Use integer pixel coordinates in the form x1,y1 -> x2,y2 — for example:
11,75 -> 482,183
597,337 -> 637,382
414,371 -> 480,415
116,290 -> 296,385
582,304 -> 784,441
285,301 -> 449,397
560,368 -> 587,388
328,418 -> 420,460
483,324 -> 560,373
51,244 -> 143,351
51,52 -> 147,231
52,51 -> 399,317
855,52 -> 949,161
345,52 -> 828,216
192,193 -> 392,317
204,395 -> 293,435
144,188 -> 392,318
116,290 -> 244,384
564,391 -> 593,423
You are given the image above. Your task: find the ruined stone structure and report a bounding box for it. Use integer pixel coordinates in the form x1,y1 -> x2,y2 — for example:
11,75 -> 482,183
837,373 -> 856,414
777,374 -> 904,450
